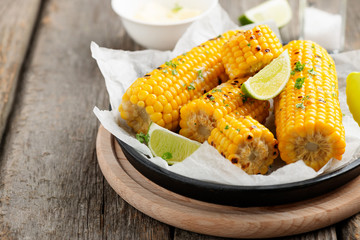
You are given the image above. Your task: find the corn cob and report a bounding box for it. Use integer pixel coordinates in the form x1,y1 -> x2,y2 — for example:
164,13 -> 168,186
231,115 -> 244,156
221,25 -> 283,79
119,30 -> 239,134
208,115 -> 278,175
274,40 -> 346,171
179,78 -> 270,143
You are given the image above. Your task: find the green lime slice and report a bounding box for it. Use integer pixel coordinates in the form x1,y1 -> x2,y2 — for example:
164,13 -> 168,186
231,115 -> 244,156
241,49 -> 291,100
346,72 -> 360,126
239,0 -> 292,28
148,123 -> 201,165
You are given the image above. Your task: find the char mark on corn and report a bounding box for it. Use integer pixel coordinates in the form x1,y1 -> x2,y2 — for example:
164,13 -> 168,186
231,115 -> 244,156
119,30 -> 239,133
274,40 -> 346,171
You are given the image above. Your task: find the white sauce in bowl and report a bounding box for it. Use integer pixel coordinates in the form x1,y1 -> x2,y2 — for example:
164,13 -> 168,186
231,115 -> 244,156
134,1 -> 202,23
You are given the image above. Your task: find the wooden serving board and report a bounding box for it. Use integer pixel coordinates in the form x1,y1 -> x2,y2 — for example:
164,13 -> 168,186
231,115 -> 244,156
96,125 -> 360,239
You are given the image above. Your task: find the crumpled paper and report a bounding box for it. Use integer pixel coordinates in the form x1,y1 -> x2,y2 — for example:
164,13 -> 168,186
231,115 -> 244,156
92,4 -> 360,186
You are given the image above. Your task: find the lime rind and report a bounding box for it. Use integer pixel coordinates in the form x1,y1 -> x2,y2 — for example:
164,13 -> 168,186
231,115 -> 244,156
241,49 -> 291,100
147,122 -> 201,164
239,0 -> 292,28
238,14 -> 253,26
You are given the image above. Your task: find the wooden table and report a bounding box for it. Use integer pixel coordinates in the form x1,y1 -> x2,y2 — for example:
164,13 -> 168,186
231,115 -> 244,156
1,0 -> 359,239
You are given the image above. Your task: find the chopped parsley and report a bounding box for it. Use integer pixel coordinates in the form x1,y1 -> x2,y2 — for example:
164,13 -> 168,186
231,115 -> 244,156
197,70 -> 203,79
290,70 -> 296,75
172,3 -> 183,13
294,61 -> 305,72
239,93 -> 248,103
212,89 -> 222,93
161,152 -> 173,160
165,60 -> 178,68
162,69 -> 168,74
171,69 -> 178,76
187,83 -> 195,90
225,125 -> 229,130
247,43 -> 251,47
296,95 -> 310,110
295,103 -> 305,109
308,68 -> 317,75
209,95 -> 215,101
136,133 -> 149,144
294,77 -> 306,89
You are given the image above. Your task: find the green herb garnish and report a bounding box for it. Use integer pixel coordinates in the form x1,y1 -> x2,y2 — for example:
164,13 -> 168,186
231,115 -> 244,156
295,95 -> 310,110
296,103 -> 305,109
197,70 -> 203,79
187,83 -> 195,90
308,68 -> 317,75
294,77 -> 306,89
161,152 -> 173,160
240,93 -> 248,103
171,69 -> 178,75
172,3 -> 183,13
136,133 -> 149,144
165,60 -> 178,68
294,61 -> 305,72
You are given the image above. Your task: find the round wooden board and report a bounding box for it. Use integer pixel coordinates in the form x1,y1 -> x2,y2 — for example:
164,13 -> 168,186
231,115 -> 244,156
96,125 -> 360,239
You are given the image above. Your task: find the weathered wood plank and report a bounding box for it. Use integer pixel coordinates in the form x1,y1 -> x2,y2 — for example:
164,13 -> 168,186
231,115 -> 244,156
0,0 -> 41,143
173,226 -> 338,240
0,0 -> 359,239
0,0 -> 168,239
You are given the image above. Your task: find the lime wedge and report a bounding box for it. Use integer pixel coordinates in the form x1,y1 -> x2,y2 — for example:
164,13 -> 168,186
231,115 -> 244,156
239,0 -> 292,28
241,49 -> 290,100
346,72 -> 360,126
148,123 -> 201,165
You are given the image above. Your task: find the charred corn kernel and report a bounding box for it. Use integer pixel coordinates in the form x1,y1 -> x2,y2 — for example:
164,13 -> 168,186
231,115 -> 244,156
179,78 -> 270,143
274,40 -> 346,171
119,30 -> 239,133
208,115 -> 278,175
221,25 -> 283,79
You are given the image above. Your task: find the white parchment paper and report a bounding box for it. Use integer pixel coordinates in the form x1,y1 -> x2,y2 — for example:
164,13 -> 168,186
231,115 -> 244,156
92,4 -> 360,186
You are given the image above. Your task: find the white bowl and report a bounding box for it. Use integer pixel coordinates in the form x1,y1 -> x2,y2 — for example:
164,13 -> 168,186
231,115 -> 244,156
111,0 -> 218,50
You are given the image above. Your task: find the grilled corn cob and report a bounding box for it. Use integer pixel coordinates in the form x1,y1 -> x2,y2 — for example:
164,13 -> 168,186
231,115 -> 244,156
274,40 -> 346,171
119,30 -> 239,133
179,78 -> 270,143
208,115 -> 278,175
221,25 -> 283,79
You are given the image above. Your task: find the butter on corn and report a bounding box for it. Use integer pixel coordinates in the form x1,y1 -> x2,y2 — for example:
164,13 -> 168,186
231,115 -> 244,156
221,24 -> 283,79
274,40 -> 346,171
208,115 -> 278,175
119,30 -> 239,133
179,78 -> 270,143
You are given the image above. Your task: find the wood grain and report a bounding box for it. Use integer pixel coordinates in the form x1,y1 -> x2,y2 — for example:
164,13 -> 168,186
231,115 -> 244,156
0,0 -> 167,239
96,125 -> 360,239
0,0 -> 41,143
0,0 -> 359,239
